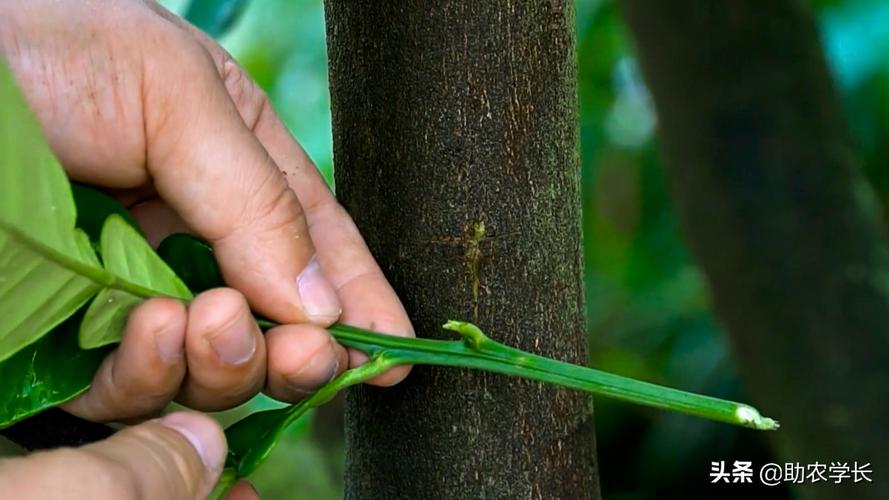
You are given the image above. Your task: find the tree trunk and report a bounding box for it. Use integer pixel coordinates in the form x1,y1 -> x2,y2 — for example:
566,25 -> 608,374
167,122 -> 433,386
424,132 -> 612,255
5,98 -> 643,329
323,1 -> 599,499
618,1 -> 889,498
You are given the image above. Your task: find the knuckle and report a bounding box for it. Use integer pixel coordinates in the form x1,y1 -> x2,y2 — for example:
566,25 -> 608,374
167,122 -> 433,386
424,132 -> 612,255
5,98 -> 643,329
70,450 -> 141,499
130,427 -> 193,478
212,163 -> 304,246
136,297 -> 187,324
246,174 -> 306,236
112,428 -> 196,499
191,285 -> 241,309
220,55 -> 270,130
302,328 -> 335,360
271,326 -> 336,379
104,357 -> 142,403
170,30 -> 216,69
179,376 -> 262,410
142,29 -> 214,138
135,379 -> 178,408
188,288 -> 248,335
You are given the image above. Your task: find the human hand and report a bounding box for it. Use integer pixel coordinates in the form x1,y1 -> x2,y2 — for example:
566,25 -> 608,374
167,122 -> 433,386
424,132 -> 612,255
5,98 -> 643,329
0,412 -> 257,500
0,0 -> 413,420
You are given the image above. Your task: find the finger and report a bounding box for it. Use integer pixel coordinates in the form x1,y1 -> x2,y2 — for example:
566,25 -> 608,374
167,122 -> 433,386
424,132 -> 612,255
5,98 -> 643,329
256,106 -> 414,386
64,298 -> 187,422
264,324 -> 348,402
173,30 -> 413,386
128,198 -> 193,247
141,24 -> 341,326
176,288 -> 266,411
0,412 -> 226,500
303,204 -> 415,386
152,10 -> 413,385
227,481 -> 260,500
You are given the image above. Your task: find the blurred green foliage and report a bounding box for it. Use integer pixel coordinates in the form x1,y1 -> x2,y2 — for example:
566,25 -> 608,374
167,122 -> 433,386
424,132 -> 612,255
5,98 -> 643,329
185,0 -> 249,38
162,0 -> 889,498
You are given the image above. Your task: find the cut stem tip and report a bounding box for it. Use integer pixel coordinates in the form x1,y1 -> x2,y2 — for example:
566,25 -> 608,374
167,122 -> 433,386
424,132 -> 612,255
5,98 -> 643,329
735,405 -> 780,431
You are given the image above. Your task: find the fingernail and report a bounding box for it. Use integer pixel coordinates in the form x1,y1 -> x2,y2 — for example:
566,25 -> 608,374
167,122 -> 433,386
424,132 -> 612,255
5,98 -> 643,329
297,257 -> 342,322
155,325 -> 183,362
208,309 -> 257,365
159,412 -> 226,472
327,357 -> 340,383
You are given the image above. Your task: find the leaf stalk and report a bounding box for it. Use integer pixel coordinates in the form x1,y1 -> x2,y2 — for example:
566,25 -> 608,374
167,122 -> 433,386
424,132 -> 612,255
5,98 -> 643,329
214,320 -> 776,499
254,319 -> 779,432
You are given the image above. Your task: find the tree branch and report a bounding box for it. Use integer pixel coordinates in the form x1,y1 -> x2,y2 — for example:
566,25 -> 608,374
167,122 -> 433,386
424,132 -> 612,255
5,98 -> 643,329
618,1 -> 889,498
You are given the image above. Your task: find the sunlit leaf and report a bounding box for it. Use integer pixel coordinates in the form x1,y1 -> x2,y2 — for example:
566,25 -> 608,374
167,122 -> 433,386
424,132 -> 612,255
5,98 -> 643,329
0,55 -> 194,363
0,185 -> 143,427
79,215 -> 193,349
0,59 -> 104,363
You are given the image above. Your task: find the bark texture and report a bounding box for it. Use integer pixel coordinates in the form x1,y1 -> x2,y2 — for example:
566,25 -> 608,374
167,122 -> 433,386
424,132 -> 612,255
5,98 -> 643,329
618,1 -> 889,498
323,1 -> 599,499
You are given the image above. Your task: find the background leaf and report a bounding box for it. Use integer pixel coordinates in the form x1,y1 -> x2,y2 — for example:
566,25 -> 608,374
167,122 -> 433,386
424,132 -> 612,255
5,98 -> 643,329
184,0 -> 249,38
70,183 -> 141,249
157,233 -> 225,293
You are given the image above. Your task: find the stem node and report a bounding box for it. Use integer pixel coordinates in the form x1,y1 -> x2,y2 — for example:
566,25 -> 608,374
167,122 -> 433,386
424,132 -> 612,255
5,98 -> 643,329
443,320 -> 491,350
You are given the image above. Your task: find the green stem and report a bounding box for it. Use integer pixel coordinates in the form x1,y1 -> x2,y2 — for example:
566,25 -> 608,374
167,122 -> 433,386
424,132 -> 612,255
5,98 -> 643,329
1,220 -> 170,299
213,319 -> 777,498
211,355 -> 395,499
256,318 -> 778,431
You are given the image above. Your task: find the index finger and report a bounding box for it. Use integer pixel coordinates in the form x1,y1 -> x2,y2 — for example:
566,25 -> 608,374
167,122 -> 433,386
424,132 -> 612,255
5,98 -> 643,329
253,105 -> 416,387
140,26 -> 342,326
163,17 -> 415,386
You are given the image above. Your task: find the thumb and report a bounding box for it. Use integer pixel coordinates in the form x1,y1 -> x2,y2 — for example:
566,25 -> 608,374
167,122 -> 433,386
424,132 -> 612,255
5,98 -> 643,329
142,35 -> 341,325
83,412 -> 227,499
0,412 -> 227,500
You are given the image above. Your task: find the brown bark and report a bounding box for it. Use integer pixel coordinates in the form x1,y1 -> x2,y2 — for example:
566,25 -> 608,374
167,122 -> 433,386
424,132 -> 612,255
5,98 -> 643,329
618,1 -> 889,498
323,1 -> 599,498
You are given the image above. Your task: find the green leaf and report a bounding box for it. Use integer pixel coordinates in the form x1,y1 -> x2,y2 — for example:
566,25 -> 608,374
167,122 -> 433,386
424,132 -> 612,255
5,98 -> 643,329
213,357 -> 395,499
0,307 -> 112,429
0,57 -> 194,361
0,183 -> 142,427
157,233 -> 225,293
71,182 -> 141,245
225,405 -> 298,474
0,59 -> 104,362
184,0 -> 250,39
79,215 -> 193,349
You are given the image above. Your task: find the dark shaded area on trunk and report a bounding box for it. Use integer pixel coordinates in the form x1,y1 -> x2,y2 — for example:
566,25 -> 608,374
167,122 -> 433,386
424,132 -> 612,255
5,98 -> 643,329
323,1 -> 599,498
618,1 -> 889,498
